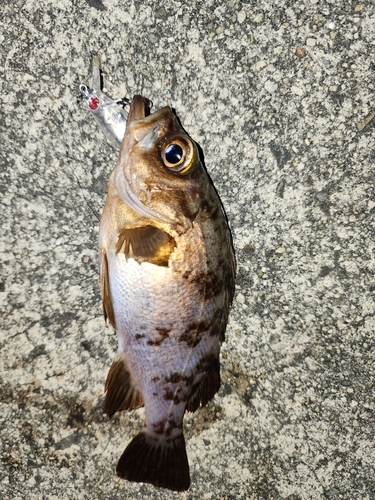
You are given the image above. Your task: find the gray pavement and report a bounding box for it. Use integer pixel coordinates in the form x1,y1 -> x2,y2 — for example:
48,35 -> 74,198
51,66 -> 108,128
1,1 -> 375,499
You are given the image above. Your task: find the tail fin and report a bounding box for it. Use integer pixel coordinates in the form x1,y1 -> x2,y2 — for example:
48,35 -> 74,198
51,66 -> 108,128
116,430 -> 190,492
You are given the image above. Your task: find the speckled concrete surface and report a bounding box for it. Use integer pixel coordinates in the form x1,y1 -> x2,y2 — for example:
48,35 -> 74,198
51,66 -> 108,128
1,1 -> 375,499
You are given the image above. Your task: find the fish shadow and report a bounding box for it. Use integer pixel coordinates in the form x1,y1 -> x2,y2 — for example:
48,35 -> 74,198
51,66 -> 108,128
185,400 -> 225,437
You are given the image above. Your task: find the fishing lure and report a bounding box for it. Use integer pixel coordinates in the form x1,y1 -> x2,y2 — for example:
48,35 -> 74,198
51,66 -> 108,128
79,56 -> 128,148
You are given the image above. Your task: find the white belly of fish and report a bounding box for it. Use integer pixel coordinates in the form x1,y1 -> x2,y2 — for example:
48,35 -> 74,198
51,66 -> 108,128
107,247 -> 219,425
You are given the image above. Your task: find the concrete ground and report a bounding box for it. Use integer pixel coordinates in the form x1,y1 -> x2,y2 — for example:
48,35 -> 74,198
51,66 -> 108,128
1,0 -> 375,499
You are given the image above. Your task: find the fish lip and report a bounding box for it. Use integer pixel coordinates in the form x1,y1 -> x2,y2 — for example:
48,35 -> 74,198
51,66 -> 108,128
127,97 -> 174,143
127,95 -> 149,124
128,95 -> 173,127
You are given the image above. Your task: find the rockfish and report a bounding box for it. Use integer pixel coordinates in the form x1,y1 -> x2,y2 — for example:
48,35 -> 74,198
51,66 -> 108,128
99,95 -> 235,491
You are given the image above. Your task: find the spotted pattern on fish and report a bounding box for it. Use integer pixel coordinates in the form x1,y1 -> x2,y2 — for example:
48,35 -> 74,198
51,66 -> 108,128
147,328 -> 170,346
164,372 -> 195,384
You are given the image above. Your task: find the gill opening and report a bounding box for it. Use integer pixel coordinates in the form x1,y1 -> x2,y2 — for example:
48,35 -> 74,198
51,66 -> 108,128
115,168 -> 176,225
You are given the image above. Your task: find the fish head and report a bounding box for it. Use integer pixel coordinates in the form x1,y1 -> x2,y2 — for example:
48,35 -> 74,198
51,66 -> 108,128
113,95 -> 206,233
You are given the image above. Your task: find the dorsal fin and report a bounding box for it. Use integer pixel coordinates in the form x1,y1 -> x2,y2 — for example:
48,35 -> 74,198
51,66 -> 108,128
186,356 -> 221,413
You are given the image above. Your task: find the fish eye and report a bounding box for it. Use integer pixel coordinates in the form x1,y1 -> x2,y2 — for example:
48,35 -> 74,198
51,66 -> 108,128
165,144 -> 183,165
161,137 -> 197,175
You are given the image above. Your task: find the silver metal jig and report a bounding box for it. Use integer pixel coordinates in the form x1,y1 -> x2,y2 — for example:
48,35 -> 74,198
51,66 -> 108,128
79,56 -> 128,149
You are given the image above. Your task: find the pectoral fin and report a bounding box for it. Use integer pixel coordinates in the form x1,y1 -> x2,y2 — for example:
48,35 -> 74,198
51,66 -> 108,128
116,225 -> 170,258
116,225 -> 176,266
104,353 -> 144,415
99,249 -> 116,328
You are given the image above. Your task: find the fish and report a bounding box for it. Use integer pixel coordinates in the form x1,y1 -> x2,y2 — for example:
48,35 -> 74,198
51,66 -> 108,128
98,94 -> 236,491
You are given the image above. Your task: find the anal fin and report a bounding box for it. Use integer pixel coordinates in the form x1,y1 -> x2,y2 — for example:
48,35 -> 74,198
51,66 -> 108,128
104,353 -> 143,415
186,356 -> 221,413
116,430 -> 190,492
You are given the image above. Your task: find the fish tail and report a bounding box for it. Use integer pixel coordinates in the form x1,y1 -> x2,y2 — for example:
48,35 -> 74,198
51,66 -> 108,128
116,430 -> 190,492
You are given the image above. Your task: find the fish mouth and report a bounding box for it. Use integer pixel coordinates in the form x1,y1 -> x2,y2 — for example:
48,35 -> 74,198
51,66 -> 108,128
127,95 -> 151,123
127,95 -> 174,142
116,95 -> 176,226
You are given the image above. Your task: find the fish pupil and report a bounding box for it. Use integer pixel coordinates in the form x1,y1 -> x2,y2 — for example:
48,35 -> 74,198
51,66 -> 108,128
165,144 -> 183,164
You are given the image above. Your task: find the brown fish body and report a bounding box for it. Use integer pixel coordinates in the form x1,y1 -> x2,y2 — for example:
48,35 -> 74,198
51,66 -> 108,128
99,96 -> 235,491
